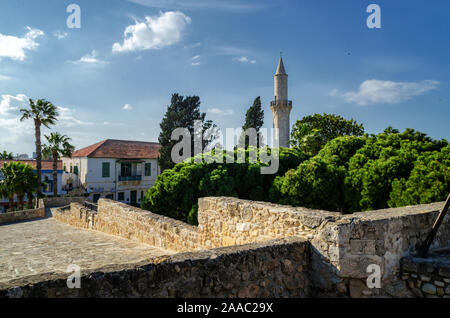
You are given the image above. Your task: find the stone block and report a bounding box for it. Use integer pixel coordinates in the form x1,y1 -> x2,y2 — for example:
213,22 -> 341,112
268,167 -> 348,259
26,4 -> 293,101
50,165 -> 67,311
422,283 -> 436,295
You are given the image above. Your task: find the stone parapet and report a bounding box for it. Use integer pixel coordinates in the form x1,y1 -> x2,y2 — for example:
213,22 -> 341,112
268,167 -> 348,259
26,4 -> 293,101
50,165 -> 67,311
0,208 -> 45,225
400,253 -> 450,298
0,237 -> 309,298
51,196 -> 449,298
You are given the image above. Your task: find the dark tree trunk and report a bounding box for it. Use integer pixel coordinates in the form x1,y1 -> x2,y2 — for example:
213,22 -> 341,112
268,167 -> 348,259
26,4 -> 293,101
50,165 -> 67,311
8,195 -> 14,212
53,152 -> 58,197
35,119 -> 42,198
27,194 -> 33,209
17,194 -> 24,211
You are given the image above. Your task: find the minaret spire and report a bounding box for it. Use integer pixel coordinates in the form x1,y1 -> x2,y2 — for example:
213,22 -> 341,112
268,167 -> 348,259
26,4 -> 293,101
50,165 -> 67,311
271,55 -> 292,148
276,57 -> 287,75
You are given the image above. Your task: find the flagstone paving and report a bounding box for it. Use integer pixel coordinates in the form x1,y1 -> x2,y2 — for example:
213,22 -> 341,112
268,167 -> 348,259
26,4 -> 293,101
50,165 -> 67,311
0,217 -> 173,284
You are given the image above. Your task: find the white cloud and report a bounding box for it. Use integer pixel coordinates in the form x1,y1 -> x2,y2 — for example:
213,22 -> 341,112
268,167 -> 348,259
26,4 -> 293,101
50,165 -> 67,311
191,55 -> 201,66
53,30 -> 68,40
330,79 -> 439,106
57,106 -> 93,127
213,45 -> 250,56
0,74 -> 13,81
0,94 -> 95,154
207,108 -> 234,116
73,50 -> 108,65
123,104 -> 133,110
233,56 -> 256,64
112,11 -> 191,53
0,26 -> 44,61
0,94 -> 28,116
185,42 -> 201,49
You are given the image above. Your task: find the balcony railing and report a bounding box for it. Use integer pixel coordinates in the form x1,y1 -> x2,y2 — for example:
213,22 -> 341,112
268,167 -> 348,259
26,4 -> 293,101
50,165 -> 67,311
119,175 -> 142,182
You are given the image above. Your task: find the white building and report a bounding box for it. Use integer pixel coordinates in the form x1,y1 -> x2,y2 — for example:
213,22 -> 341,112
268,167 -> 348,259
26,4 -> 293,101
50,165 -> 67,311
62,139 -> 161,206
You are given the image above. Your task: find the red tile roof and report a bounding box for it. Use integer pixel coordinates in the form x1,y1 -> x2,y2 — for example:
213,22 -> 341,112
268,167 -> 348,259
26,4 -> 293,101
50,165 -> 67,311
0,160 -> 62,170
72,139 -> 161,159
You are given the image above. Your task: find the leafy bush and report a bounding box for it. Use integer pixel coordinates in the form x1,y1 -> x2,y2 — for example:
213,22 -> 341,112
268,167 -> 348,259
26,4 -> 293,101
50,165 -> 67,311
345,128 -> 447,211
141,147 -> 307,222
272,128 -> 448,213
388,146 -> 450,207
143,127 -> 449,222
269,136 -> 366,211
290,113 -> 364,155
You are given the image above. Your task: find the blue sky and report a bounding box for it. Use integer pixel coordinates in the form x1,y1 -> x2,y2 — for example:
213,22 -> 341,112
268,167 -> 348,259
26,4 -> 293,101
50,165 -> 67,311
0,0 -> 449,154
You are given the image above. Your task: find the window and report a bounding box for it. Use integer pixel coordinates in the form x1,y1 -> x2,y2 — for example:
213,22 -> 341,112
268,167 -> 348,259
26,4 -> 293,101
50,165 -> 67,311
70,164 -> 73,173
145,163 -> 151,176
93,194 -> 101,203
64,164 -> 67,172
42,176 -> 53,193
118,192 -> 125,201
74,166 -> 79,176
121,163 -> 132,177
102,162 -> 110,178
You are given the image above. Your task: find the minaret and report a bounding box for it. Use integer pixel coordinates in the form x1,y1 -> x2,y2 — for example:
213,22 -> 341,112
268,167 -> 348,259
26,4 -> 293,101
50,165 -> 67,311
271,57 -> 292,148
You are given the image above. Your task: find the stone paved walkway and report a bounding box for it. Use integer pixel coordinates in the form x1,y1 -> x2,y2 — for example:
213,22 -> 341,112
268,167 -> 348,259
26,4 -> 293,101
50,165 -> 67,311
0,217 -> 173,284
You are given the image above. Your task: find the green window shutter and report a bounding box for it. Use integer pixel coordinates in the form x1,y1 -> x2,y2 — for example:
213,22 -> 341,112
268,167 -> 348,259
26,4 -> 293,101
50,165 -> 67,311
74,166 -> 79,176
102,162 -> 110,178
145,163 -> 151,176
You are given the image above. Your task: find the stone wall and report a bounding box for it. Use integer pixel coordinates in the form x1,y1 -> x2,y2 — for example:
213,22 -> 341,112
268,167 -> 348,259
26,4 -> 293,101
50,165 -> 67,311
336,204 -> 449,297
198,197 -> 449,297
38,197 -> 86,209
0,237 -> 309,298
52,196 -> 449,298
400,253 -> 450,298
54,199 -> 202,253
52,203 -> 97,230
0,207 -> 45,225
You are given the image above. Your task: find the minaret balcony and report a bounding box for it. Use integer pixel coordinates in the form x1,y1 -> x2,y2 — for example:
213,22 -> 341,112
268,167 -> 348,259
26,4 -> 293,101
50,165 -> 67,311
271,100 -> 292,108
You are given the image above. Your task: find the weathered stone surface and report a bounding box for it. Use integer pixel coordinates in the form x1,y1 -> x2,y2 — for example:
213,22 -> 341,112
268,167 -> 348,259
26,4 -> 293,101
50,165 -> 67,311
0,237 -> 310,298
2,196 -> 448,299
434,280 -> 445,287
53,200 -> 202,253
400,253 -> 450,298
411,288 -> 424,298
0,217 -> 171,284
0,208 -> 45,225
422,283 -> 437,295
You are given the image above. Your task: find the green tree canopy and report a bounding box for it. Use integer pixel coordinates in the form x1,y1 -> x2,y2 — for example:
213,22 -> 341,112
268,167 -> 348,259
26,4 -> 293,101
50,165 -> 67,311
290,113 -> 364,155
158,93 -> 216,171
0,162 -> 37,211
240,96 -> 265,148
0,151 -> 14,160
141,147 -> 306,224
273,128 -> 448,213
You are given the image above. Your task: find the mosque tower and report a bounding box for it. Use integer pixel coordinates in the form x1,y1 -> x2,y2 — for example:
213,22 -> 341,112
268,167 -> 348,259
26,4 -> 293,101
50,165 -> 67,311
270,56 -> 292,148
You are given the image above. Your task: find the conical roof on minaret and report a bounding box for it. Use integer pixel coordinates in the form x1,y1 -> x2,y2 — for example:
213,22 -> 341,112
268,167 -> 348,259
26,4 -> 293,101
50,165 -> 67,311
275,57 -> 287,75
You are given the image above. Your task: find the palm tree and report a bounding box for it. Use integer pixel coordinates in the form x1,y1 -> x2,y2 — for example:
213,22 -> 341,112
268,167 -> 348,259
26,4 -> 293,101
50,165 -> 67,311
42,132 -> 74,197
20,99 -> 59,198
0,151 -> 14,160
